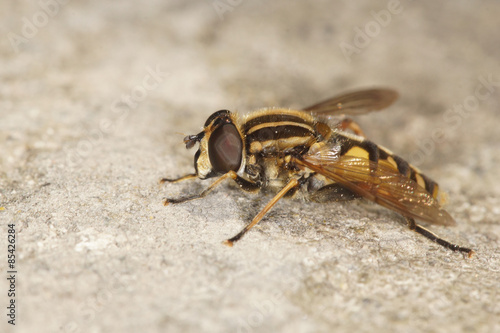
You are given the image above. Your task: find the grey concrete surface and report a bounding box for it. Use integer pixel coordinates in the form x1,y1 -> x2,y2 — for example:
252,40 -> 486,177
1,1 -> 499,332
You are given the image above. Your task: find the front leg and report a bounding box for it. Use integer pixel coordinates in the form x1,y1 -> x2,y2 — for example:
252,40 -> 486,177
160,173 -> 197,184
406,217 -> 474,258
163,171 -> 260,205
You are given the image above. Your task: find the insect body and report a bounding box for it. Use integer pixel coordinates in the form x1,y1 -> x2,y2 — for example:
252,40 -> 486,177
162,89 -> 473,257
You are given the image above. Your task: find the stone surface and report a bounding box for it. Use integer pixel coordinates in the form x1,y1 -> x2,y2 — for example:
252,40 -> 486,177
1,1 -> 499,332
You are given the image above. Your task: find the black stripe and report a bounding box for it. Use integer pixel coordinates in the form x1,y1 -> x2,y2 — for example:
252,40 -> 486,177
421,173 -> 437,196
360,140 -> 379,163
410,168 -> 418,183
204,110 -> 231,127
392,155 -> 410,177
337,137 -> 379,163
243,114 -> 312,132
378,148 -> 390,160
338,135 -> 356,156
247,125 -> 314,142
193,149 -> 201,174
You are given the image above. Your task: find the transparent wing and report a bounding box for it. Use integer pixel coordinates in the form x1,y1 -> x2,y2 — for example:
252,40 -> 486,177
296,143 -> 455,226
302,88 -> 399,116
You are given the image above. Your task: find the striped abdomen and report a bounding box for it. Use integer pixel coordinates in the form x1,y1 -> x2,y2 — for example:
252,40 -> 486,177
334,133 -> 440,199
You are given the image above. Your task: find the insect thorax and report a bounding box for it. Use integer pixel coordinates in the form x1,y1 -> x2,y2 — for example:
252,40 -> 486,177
241,108 -> 328,191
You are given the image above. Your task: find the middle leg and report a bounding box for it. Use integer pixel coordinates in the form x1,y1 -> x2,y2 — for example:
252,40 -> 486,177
223,178 -> 300,246
164,171 -> 259,205
406,217 -> 474,257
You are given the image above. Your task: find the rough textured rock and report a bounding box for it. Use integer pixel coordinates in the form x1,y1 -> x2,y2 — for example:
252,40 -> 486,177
1,1 -> 499,332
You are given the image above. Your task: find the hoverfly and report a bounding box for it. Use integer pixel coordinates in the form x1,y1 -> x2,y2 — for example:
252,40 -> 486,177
161,88 -> 474,257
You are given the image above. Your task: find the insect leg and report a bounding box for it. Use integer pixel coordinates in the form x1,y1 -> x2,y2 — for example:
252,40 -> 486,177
164,172 -> 234,205
406,217 -> 474,258
160,174 -> 197,184
163,171 -> 259,205
338,118 -> 366,137
309,184 -> 360,203
223,178 -> 300,246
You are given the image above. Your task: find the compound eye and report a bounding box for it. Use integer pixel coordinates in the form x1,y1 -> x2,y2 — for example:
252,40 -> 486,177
208,123 -> 242,173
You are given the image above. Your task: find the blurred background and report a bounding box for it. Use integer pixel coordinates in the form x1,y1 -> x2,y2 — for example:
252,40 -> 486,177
1,1 -> 499,332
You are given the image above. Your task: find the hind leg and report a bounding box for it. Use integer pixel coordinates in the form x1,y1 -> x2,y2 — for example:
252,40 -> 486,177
406,217 -> 474,257
309,183 -> 360,203
337,118 -> 366,137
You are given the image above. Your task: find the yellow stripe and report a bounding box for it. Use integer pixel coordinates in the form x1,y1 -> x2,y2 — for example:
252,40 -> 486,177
246,121 -> 314,135
250,137 -> 314,154
378,159 -> 398,173
244,108 -> 316,123
432,185 -> 440,200
345,146 -> 369,160
415,173 -> 426,189
386,156 -> 398,170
